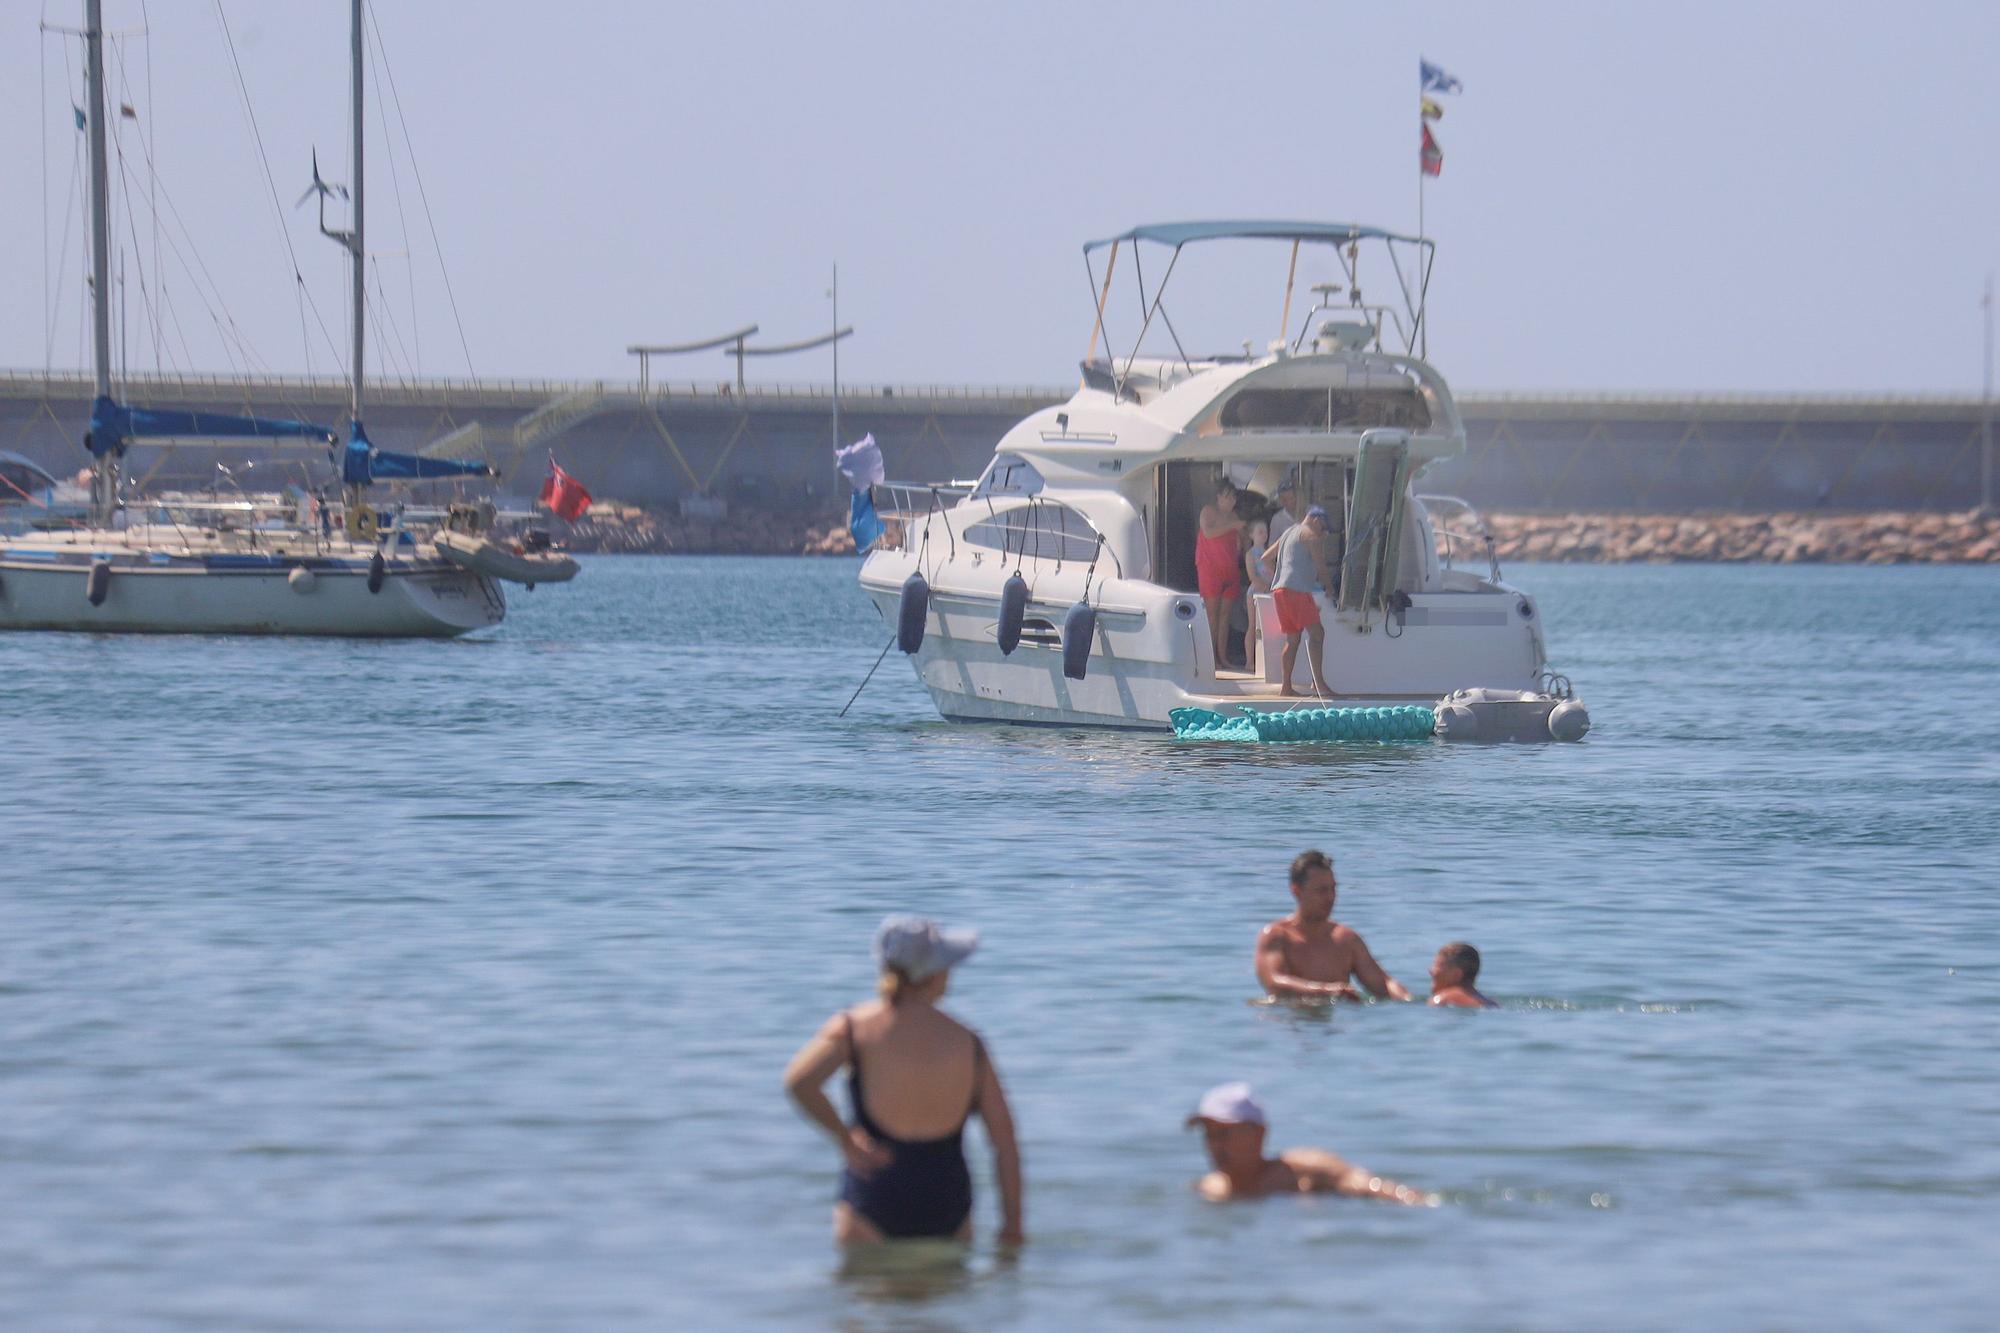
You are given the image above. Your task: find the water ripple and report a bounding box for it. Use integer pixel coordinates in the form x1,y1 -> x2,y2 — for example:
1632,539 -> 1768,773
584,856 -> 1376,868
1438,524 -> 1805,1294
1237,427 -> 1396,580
1,560 -> 1997,1330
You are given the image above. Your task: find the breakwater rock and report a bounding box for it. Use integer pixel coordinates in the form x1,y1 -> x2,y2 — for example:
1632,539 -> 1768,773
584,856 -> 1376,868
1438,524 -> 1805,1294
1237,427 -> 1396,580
556,503 -> 855,556
1476,511 -> 2000,563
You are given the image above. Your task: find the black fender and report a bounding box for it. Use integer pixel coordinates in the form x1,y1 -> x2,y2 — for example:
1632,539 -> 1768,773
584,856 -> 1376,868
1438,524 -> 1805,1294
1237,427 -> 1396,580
1062,600 -> 1097,681
996,572 -> 1028,655
896,572 -> 930,654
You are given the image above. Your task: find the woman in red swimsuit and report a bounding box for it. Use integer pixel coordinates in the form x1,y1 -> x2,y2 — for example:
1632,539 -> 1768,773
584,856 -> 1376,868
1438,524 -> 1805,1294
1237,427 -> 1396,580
1195,479 -> 1247,670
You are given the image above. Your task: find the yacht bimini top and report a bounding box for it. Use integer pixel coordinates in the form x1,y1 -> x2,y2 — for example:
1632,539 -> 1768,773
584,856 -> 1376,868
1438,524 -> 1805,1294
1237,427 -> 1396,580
1082,218 -> 1441,378
1082,219 -> 1426,253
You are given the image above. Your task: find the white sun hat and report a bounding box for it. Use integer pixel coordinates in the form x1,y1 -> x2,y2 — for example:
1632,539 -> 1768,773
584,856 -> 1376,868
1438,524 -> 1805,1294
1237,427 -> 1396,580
874,915 -> 979,982
1188,1081 -> 1267,1127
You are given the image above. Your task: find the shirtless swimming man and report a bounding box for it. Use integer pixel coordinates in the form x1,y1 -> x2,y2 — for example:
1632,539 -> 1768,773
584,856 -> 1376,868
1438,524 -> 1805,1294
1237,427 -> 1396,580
1187,1082 -> 1433,1205
1255,849 -> 1411,1002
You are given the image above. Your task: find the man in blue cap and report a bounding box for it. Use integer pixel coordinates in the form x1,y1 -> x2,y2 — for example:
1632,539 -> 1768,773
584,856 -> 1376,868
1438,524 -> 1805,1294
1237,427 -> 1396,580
1259,504 -> 1338,696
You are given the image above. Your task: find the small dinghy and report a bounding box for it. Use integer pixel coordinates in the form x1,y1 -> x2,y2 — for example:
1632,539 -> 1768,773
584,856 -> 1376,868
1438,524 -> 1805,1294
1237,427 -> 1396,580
433,528 -> 579,586
1433,685 -> 1590,743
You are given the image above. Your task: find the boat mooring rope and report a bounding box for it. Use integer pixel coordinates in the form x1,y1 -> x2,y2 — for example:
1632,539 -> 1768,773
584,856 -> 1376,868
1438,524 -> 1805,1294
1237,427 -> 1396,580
838,635 -> 897,718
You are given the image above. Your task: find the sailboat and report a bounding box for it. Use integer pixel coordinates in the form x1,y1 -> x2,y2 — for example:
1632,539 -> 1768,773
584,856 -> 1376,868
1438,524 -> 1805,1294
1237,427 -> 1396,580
0,0 -> 513,636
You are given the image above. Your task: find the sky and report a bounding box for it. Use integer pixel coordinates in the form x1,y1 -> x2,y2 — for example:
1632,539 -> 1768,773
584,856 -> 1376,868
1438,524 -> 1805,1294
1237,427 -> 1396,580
3,0 -> 1996,394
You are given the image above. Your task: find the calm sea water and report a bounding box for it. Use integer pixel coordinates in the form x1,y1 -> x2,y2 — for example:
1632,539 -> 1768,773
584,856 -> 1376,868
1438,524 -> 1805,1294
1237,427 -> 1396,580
2,559 -> 1996,1331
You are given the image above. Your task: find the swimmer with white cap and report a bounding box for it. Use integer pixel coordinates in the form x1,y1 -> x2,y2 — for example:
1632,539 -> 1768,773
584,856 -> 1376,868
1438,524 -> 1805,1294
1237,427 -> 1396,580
1187,1082 -> 1434,1205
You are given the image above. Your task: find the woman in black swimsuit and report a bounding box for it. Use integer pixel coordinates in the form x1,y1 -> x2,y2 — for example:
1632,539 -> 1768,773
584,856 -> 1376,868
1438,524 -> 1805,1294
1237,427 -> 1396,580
784,916 -> 1025,1247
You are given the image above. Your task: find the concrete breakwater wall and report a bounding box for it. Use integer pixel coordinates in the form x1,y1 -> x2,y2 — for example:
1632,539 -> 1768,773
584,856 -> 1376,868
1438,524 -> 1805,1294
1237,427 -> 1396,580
559,503 -> 2000,563
4,373 -> 1992,513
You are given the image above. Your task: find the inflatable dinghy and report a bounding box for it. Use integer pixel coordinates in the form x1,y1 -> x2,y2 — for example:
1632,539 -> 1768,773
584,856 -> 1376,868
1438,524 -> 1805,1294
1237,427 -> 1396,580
433,529 -> 580,586
1433,687 -> 1590,743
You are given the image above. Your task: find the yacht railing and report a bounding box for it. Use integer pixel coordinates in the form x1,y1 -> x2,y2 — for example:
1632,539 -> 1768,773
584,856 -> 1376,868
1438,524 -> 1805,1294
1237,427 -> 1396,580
872,481 -> 1130,581
1287,302 -> 1412,355
873,480 -> 974,521
867,481 -> 971,554
1418,493 -> 1502,583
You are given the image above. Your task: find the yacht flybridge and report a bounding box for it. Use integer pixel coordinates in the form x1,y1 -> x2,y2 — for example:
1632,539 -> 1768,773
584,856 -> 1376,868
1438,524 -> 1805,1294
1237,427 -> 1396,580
858,221 -> 1587,739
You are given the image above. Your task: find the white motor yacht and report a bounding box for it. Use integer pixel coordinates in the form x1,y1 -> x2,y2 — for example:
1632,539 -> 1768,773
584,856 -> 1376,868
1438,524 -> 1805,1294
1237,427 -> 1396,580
858,220 -> 1584,735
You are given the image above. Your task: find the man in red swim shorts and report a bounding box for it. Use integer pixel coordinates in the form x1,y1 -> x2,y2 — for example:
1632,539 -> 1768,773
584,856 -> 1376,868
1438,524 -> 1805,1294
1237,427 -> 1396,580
1195,479 -> 1247,670
1261,505 -> 1336,697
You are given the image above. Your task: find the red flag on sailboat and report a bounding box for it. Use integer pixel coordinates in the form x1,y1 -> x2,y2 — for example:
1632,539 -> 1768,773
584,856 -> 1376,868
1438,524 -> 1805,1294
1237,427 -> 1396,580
539,458 -> 592,520
1420,123 -> 1444,177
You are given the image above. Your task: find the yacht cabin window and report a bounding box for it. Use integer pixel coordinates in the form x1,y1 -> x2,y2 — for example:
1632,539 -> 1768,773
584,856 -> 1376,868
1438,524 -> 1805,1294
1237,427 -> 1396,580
1215,386 -> 1431,433
964,501 -> 1100,565
970,454 -> 1045,500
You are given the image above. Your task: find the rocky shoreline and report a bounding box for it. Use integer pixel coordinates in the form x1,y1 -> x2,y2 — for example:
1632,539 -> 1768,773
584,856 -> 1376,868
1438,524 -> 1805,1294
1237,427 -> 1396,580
1477,510 -> 2000,564
555,503 -> 859,556
555,502 -> 2000,563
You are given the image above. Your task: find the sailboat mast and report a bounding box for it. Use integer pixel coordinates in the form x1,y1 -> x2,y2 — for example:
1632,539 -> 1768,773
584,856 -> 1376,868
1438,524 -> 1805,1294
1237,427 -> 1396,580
84,0 -> 117,523
349,0 -> 365,425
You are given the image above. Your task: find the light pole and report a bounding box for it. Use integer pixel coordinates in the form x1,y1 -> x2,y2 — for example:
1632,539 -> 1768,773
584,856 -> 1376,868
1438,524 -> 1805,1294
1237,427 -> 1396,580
628,325 -> 759,397
1982,273 -> 1993,513
830,263 -> 839,453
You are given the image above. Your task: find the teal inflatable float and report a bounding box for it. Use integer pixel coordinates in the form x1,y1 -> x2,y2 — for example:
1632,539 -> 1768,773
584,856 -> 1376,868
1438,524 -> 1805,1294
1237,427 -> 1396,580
1169,704 -> 1436,743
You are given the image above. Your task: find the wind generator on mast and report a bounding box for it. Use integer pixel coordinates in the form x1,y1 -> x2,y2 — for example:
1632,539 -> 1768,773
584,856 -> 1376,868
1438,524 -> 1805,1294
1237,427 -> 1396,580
302,0 -> 489,537
310,0 -> 372,536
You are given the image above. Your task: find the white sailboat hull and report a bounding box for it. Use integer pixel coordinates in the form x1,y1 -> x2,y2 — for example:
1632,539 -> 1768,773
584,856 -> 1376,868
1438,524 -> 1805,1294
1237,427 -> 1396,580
25,1 -> 524,642
0,551 -> 503,636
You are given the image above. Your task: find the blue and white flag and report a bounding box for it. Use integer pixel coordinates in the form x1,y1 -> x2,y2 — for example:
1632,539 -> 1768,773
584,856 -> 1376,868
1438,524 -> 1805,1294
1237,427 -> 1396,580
835,432 -> 884,491
848,489 -> 886,554
836,433 -> 886,553
1420,59 -> 1462,95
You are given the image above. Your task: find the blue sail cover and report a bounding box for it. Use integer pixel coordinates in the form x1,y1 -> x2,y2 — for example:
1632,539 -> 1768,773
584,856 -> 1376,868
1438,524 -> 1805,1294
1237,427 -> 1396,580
341,422 -> 491,485
87,394 -> 338,457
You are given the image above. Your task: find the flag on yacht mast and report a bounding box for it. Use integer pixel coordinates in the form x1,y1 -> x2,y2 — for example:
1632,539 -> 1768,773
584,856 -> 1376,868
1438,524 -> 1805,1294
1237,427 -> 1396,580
836,433 -> 886,553
539,457 -> 592,520
835,433 -> 885,491
1421,96 -> 1443,121
1420,59 -> 1462,95
1421,124 -> 1444,177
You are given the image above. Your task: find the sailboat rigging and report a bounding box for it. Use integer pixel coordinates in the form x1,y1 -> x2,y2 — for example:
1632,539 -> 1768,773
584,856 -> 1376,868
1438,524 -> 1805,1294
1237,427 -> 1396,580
0,0 -> 570,635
